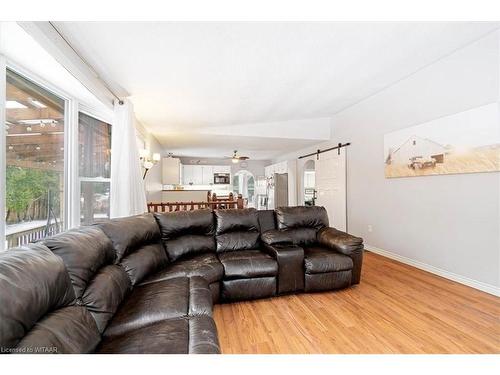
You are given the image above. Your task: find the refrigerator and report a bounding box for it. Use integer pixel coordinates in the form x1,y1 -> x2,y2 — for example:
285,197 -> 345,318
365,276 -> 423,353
266,173 -> 288,210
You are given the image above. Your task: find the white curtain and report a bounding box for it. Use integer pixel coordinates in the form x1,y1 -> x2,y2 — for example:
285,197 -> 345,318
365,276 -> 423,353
110,99 -> 147,218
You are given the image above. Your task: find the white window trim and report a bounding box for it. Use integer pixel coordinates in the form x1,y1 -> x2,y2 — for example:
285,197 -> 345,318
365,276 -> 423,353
79,103 -> 113,125
0,54 -> 7,251
76,111 -> 112,226
2,57 -> 114,248
5,61 -> 76,234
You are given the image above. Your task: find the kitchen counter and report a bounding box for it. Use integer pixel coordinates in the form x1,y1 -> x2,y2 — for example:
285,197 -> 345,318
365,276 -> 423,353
161,190 -> 210,203
162,189 -> 211,192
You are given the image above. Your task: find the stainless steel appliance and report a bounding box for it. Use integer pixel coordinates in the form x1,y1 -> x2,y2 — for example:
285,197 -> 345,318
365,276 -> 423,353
213,173 -> 230,184
274,173 -> 289,208
266,173 -> 288,209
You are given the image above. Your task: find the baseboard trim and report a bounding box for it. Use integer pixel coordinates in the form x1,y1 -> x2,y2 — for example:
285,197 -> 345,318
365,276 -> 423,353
365,244 -> 500,297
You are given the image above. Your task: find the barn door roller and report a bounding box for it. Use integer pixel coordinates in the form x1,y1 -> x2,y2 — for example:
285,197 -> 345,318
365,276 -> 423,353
298,142 -> 351,160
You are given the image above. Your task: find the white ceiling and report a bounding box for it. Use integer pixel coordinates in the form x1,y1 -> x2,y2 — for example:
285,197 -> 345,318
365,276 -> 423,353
54,22 -> 499,159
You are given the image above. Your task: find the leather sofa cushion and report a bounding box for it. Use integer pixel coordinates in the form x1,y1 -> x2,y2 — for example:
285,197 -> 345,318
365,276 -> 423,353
188,315 -> 221,354
41,227 -> 132,333
0,244 -> 75,349
155,209 -> 214,239
15,306 -> 101,354
221,277 -> 276,302
317,227 -> 363,255
119,243 -> 168,285
304,246 -> 354,274
81,264 -> 131,332
284,227 -> 318,247
305,271 -> 352,292
41,227 -> 115,297
104,276 -> 212,338
155,210 -> 216,262
216,231 -> 260,252
99,318 -> 188,354
261,229 -> 293,246
276,206 -> 329,230
97,214 -> 168,287
215,209 -> 261,252
214,208 -> 260,235
140,252 -> 223,285
219,250 -> 278,279
96,213 -> 161,262
97,316 -> 220,354
164,234 -> 215,262
257,209 -> 276,233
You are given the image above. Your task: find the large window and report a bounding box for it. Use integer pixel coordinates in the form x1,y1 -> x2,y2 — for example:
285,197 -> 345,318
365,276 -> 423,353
78,112 -> 111,225
5,69 -> 65,248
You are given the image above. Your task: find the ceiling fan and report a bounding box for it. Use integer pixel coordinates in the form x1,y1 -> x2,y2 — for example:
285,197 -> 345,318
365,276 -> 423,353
226,150 -> 250,164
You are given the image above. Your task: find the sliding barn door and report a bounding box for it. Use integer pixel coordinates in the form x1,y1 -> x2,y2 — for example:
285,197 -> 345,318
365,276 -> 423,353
315,148 -> 347,231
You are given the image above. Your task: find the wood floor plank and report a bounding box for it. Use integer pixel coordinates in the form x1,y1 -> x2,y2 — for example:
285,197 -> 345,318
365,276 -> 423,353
213,251 -> 500,354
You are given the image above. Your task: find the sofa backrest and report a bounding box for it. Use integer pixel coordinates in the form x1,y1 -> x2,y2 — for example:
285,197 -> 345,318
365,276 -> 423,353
275,206 -> 329,246
0,244 -> 100,353
214,208 -> 261,252
154,209 -> 216,262
257,209 -> 277,233
96,213 -> 168,287
41,226 -> 131,334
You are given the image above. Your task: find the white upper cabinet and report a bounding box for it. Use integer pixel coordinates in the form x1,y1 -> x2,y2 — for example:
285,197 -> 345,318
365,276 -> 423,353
182,164 -> 194,185
213,165 -> 231,173
182,164 -> 230,185
182,165 -> 204,185
202,166 -> 214,185
162,157 -> 181,185
192,166 -> 203,185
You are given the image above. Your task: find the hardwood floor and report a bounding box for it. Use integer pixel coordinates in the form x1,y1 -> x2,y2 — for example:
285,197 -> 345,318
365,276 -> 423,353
213,251 -> 500,354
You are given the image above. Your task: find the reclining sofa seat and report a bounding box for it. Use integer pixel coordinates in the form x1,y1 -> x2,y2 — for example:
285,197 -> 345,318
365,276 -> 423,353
141,209 -> 223,303
94,213 -> 219,353
272,206 -> 364,292
0,244 -> 101,353
214,208 -> 278,301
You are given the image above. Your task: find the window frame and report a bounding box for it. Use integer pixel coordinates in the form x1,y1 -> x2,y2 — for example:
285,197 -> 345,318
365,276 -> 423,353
77,109 -> 112,226
0,55 -> 6,250
1,56 -> 113,250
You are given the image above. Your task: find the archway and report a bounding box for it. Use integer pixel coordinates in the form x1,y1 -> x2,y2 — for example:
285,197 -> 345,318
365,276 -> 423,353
233,170 -> 256,208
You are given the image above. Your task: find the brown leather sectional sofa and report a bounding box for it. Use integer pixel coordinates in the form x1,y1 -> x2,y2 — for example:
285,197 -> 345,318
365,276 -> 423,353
0,206 -> 364,354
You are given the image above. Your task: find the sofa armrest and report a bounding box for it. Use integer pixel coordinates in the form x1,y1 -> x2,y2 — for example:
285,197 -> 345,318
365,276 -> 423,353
262,242 -> 305,294
261,229 -> 294,246
317,227 -> 363,256
317,227 -> 364,285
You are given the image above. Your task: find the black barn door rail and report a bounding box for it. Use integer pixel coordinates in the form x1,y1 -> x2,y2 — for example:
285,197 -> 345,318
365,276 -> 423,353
298,142 -> 351,160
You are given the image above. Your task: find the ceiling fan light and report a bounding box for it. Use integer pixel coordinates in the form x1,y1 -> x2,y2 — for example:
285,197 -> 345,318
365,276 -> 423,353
231,158 -> 239,164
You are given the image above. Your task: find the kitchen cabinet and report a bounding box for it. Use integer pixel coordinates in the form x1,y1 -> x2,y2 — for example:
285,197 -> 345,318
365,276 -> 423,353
192,167 -> 203,185
182,165 -> 194,185
202,166 -> 214,185
162,157 -> 181,185
182,164 -> 231,186
213,165 -> 231,174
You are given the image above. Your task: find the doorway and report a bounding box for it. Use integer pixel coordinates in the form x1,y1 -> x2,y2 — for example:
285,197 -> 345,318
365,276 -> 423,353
315,148 -> 347,232
303,160 -> 316,206
233,170 -> 256,208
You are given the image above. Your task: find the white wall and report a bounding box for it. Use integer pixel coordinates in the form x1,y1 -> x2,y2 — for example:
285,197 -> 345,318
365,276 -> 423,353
136,121 -> 163,202
279,31 -> 500,294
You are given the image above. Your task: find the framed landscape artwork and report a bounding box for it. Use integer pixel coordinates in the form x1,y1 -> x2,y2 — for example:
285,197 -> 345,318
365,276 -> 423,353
384,103 -> 500,178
